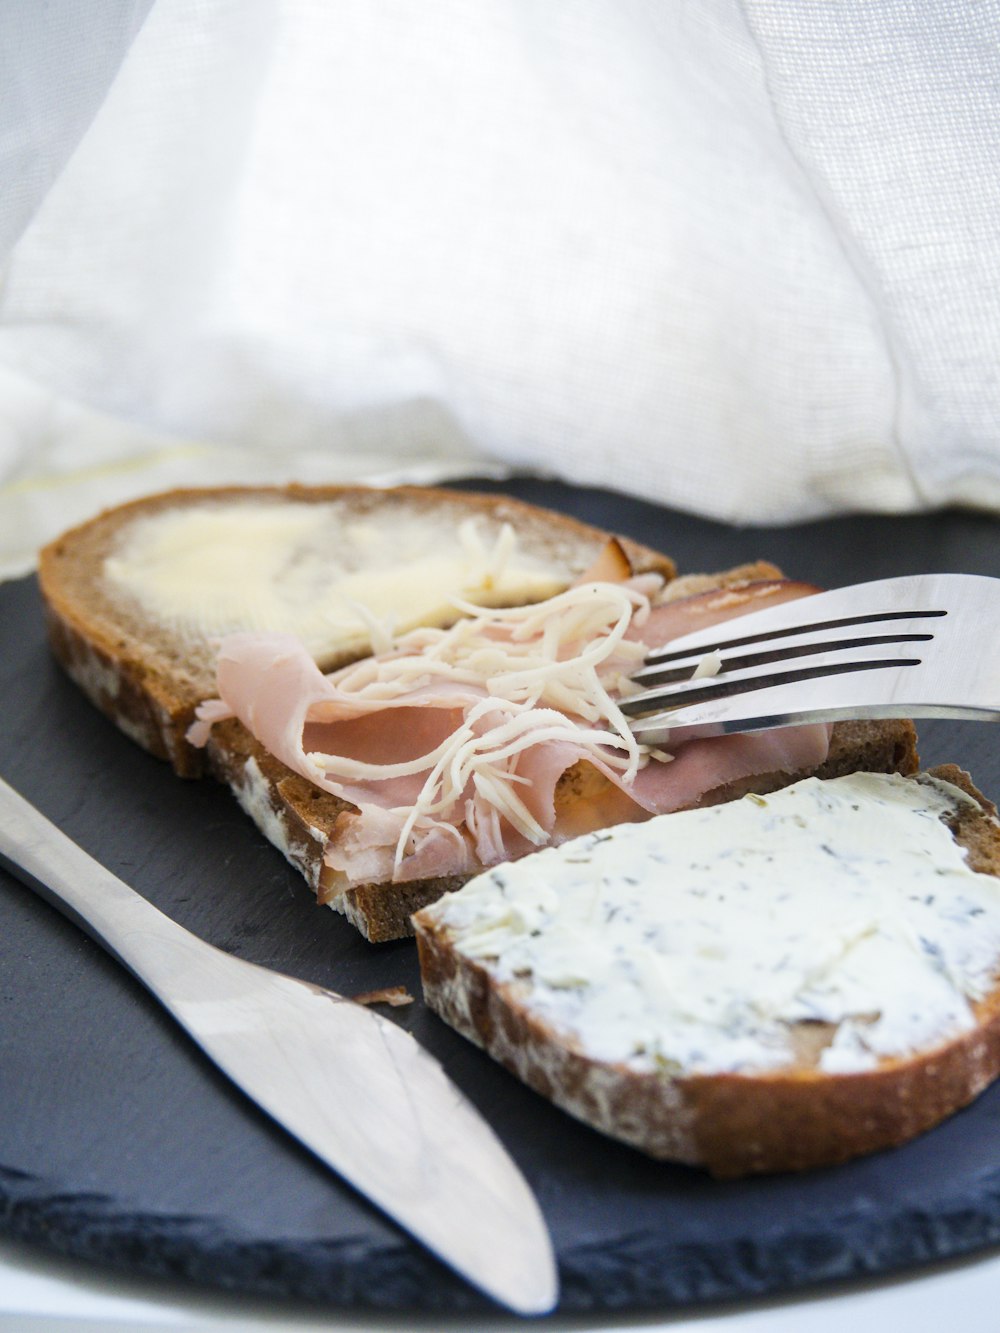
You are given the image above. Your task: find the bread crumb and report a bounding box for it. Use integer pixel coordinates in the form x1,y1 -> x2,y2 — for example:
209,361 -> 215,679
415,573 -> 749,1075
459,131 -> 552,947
352,985 -> 414,1008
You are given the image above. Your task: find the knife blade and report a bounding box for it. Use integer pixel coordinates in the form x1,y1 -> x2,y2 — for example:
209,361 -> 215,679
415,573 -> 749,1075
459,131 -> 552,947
0,776 -> 558,1315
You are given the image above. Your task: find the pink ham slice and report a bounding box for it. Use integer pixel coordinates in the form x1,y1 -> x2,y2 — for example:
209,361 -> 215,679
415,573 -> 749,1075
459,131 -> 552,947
189,579 -> 829,888
624,578 -> 822,646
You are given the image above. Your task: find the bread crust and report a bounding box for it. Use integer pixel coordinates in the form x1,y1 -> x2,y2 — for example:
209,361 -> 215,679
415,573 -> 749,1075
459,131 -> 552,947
415,767 -> 1000,1175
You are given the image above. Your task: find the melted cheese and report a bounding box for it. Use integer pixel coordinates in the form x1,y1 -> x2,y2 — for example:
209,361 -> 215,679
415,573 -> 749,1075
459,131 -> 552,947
428,772 -> 1000,1075
103,502 -> 572,661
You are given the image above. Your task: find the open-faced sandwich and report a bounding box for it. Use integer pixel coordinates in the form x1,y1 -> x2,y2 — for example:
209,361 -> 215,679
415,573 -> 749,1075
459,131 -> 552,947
41,482 -> 1000,1176
38,484 -> 917,942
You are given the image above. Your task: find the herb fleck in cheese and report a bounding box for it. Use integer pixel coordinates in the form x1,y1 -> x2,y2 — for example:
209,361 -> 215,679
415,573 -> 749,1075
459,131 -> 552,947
430,773 -> 1000,1075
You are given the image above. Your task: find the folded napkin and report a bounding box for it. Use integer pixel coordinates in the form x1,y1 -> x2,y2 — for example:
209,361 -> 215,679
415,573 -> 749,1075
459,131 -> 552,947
2,0 -> 998,579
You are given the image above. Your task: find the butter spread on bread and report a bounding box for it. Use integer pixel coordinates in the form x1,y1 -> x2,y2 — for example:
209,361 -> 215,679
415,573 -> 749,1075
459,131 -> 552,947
103,501 -> 576,665
414,766 -> 1000,1174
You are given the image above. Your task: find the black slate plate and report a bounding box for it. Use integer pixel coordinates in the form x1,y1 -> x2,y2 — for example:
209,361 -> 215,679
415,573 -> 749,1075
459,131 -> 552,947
2,476 -> 1000,1316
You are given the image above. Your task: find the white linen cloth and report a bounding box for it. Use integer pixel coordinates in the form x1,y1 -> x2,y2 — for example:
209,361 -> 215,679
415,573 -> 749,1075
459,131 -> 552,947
1,0 -> 999,579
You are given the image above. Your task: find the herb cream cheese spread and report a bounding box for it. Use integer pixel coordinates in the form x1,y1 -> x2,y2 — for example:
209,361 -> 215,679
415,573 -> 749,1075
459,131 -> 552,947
432,772 -> 1000,1075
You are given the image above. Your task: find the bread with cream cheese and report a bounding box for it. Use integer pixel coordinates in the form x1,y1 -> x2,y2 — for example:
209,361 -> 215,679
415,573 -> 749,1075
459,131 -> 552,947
414,765 -> 1000,1176
38,483 -> 918,943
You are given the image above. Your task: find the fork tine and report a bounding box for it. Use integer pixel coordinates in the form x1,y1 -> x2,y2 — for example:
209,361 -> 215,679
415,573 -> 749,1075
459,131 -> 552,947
630,685 -> 1000,746
643,608 -> 943,667
621,642 -> 925,718
642,574 -> 949,665
627,682 -> 989,748
625,572 -> 1000,744
632,625 -> 935,687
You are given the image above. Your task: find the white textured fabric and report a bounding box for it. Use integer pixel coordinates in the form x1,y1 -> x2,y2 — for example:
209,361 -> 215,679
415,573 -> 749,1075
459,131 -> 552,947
1,0 -> 999,576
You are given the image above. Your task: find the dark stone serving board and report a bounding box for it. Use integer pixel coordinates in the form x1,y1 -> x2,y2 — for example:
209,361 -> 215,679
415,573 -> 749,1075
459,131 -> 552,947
2,475 -> 1000,1316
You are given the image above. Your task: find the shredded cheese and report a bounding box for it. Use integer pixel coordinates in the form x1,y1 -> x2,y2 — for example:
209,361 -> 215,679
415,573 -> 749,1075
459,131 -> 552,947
692,649 -> 724,680
457,516 -> 518,589
307,580 -> 661,872
342,599 -> 397,657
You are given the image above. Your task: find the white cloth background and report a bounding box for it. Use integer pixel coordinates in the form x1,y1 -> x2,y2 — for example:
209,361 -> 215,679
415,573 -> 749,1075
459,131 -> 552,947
1,0 -> 999,579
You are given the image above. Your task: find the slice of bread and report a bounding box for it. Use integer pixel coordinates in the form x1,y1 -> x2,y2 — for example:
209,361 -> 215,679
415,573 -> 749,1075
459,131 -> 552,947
414,765 -> 1000,1176
38,484 -> 676,777
38,483 -> 918,942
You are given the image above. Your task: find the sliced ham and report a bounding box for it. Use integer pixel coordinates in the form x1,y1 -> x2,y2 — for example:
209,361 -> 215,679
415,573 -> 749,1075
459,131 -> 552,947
624,578 -> 821,647
189,578 -> 829,893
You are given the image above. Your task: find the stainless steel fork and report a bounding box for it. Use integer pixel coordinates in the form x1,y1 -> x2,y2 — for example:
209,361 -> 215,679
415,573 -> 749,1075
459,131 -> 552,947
622,573 -> 1000,745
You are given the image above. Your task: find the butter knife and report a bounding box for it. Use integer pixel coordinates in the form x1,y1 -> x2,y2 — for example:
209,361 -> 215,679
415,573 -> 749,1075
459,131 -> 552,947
0,776 -> 558,1315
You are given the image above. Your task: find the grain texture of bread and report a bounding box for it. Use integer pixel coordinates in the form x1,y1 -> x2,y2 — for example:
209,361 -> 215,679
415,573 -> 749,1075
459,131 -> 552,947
414,766 -> 1000,1176
38,483 -> 918,942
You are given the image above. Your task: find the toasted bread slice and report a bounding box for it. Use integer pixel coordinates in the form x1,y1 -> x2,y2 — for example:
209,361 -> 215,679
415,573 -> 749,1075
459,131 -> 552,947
414,766 -> 1000,1176
38,484 -> 917,943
